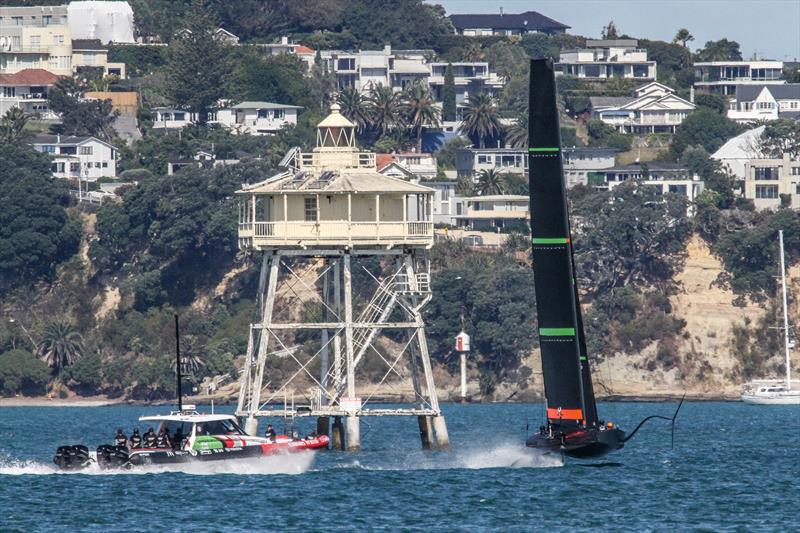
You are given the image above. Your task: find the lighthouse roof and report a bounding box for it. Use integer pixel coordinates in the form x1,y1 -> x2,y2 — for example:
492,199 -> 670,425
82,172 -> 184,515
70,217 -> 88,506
317,103 -> 355,128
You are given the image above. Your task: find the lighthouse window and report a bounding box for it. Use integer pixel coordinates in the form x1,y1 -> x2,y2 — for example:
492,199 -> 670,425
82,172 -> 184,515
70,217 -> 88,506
304,197 -> 318,221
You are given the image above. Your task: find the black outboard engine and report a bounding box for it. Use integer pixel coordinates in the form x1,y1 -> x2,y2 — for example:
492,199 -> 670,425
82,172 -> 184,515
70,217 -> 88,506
53,445 -> 91,470
96,444 -> 130,469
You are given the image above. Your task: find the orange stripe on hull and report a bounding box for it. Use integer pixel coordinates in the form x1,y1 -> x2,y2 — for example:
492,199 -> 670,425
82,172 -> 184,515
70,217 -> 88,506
547,407 -> 584,420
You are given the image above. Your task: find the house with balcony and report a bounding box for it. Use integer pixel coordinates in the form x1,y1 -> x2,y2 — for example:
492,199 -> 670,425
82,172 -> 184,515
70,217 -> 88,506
743,154 -> 800,210
0,67 -> 59,119
601,162 -> 704,208
590,82 -> 695,133
237,104 -> 434,250
456,146 -> 616,188
694,60 -> 784,96
454,195 -> 529,231
429,62 -> 504,118
0,5 -> 72,76
151,106 -> 196,129
556,39 -> 656,82
215,101 -> 301,135
30,134 -> 117,180
449,10 -> 569,36
71,39 -> 125,78
728,84 -> 800,123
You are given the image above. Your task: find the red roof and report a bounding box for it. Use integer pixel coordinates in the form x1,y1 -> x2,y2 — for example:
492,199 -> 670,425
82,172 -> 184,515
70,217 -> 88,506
376,154 -> 397,171
295,45 -> 315,54
0,69 -> 60,86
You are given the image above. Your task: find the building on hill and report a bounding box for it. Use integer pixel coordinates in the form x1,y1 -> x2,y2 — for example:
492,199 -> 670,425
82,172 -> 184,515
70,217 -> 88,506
711,126 -> 766,179
0,68 -> 60,119
215,101 -> 302,135
262,36 -> 316,70
71,39 -> 125,78
743,154 -> 800,210
694,60 -> 784,96
449,10 -> 569,36
151,106 -> 196,129
601,162 -> 704,208
456,146 -> 616,188
454,195 -> 529,232
376,152 -> 437,180
727,84 -> 800,123
67,1 -> 134,44
589,82 -> 695,134
174,27 -> 239,44
167,150 -> 240,176
0,5 -> 73,76
29,134 -> 118,180
424,179 -> 464,226
556,39 -> 657,82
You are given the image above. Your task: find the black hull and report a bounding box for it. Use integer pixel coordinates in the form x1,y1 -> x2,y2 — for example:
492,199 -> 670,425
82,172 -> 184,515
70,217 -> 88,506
129,445 -> 265,466
526,427 -> 625,459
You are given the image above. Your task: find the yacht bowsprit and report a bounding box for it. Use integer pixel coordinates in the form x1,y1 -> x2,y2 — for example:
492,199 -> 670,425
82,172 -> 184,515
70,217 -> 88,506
525,59 -> 625,459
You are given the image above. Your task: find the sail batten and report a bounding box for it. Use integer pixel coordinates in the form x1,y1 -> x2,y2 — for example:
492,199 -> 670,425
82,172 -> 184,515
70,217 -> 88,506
528,59 -> 599,430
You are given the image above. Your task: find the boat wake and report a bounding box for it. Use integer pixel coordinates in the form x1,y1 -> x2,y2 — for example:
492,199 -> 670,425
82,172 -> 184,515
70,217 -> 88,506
0,452 -> 316,476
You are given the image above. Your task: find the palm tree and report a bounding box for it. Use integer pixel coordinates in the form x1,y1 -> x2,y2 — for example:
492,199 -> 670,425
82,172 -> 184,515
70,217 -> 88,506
459,92 -> 503,149
476,169 -> 505,196
368,83 -> 399,139
172,334 -> 204,377
400,81 -> 440,153
673,28 -> 694,48
0,108 -> 29,144
505,113 -> 528,149
336,86 -> 370,133
37,320 -> 84,371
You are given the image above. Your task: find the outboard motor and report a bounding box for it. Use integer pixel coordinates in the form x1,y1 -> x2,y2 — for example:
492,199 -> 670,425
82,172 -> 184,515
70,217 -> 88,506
53,445 -> 91,470
96,444 -> 130,469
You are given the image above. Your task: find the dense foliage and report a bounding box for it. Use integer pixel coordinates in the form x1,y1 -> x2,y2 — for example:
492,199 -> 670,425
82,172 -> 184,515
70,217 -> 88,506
669,108 -> 740,158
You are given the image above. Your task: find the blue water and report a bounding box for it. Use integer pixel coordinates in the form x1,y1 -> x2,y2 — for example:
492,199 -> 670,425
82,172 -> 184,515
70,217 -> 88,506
0,402 -> 798,532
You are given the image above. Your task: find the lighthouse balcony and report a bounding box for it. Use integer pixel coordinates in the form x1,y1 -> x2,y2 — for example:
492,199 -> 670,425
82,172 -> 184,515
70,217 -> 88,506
238,220 -> 433,249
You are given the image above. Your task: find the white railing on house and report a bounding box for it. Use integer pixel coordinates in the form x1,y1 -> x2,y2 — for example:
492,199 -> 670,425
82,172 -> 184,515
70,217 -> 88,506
299,151 -> 376,170
239,220 -> 433,248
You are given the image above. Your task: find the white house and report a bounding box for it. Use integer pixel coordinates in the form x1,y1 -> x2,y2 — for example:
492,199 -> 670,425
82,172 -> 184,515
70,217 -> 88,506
423,180 -> 464,226
556,39 -> 657,82
711,126 -> 766,179
601,162 -> 704,209
454,195 -> 529,231
590,82 -> 695,133
215,101 -> 301,135
151,106 -> 196,129
743,154 -> 800,210
376,152 -> 438,180
0,68 -> 59,119
694,60 -> 784,95
30,134 -> 118,180
728,84 -> 800,123
561,147 -> 617,188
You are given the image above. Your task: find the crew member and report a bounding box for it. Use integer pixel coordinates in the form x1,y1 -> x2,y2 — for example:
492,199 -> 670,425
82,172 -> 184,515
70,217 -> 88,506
156,427 -> 171,449
114,428 -> 128,448
129,428 -> 142,449
143,427 -> 158,448
264,424 -> 276,442
173,427 -> 184,450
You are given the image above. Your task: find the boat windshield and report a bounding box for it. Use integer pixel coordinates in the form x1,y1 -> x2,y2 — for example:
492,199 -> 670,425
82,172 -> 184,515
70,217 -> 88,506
161,421 -> 194,440
194,419 -> 245,436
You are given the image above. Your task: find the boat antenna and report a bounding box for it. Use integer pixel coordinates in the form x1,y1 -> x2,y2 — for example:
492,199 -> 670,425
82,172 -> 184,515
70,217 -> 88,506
175,313 -> 183,412
622,393 -> 685,448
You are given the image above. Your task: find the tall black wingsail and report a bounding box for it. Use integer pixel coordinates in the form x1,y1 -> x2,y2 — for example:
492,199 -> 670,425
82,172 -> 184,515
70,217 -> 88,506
528,59 -> 598,430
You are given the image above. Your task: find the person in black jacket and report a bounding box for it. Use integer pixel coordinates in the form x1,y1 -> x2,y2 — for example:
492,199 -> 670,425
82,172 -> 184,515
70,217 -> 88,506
129,428 -> 142,449
114,428 -> 128,448
264,424 -> 276,442
143,427 -> 158,448
156,427 -> 171,449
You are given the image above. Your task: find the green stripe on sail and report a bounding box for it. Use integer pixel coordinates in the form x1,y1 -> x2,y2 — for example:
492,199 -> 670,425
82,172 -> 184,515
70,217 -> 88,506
531,237 -> 569,244
539,327 -> 576,336
528,147 -> 560,152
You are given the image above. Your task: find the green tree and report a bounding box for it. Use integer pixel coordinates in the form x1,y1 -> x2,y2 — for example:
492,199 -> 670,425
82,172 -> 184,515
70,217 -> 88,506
760,119 -> 800,159
442,63 -> 456,122
48,77 -> 118,139
367,83 -> 400,139
670,108 -> 740,158
230,52 -> 315,111
694,93 -> 728,114
0,349 -> 50,395
0,108 -> 29,144
476,169 -> 504,195
436,136 -> 470,170
400,81 -> 440,153
601,21 -> 619,39
164,1 -> 232,123
0,145 -> 80,292
459,92 -> 502,149
673,28 -> 694,48
695,38 -> 742,61
505,113 -> 528,149
336,86 -> 371,134
37,320 -> 84,371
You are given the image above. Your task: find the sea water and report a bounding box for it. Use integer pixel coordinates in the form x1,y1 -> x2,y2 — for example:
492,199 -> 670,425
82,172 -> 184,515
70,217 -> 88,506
0,402 -> 797,532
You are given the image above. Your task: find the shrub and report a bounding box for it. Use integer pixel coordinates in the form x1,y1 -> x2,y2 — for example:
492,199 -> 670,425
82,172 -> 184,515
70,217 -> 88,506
0,349 -> 50,395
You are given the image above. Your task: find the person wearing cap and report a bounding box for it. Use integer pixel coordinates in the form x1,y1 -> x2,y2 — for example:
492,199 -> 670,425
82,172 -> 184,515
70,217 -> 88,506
114,428 -> 128,448
264,424 -> 276,442
156,427 -> 172,449
143,427 -> 158,448
129,428 -> 142,449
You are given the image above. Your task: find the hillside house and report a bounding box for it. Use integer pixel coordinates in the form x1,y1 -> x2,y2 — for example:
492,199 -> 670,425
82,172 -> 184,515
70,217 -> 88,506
602,162 -> 704,207
30,134 -> 117,180
454,195 -> 529,231
728,84 -> 800,122
215,101 -> 301,135
743,154 -> 800,210
694,60 -> 784,96
449,10 -> 569,36
556,39 -> 657,82
590,82 -> 695,133
0,68 -> 59,119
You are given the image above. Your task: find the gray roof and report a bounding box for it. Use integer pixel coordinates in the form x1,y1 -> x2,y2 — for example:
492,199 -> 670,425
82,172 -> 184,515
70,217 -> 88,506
29,134 -> 111,147
589,96 -> 635,108
231,101 -> 303,110
735,84 -> 800,102
449,11 -> 569,32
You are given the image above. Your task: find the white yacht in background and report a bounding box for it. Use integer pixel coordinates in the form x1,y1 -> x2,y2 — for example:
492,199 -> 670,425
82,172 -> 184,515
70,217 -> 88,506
741,230 -> 800,405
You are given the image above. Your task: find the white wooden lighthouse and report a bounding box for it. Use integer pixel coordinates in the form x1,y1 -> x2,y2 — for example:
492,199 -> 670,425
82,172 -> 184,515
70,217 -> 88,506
235,105 -> 449,450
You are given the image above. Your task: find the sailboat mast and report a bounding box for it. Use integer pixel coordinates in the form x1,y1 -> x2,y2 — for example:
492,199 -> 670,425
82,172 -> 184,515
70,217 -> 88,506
779,230 -> 791,389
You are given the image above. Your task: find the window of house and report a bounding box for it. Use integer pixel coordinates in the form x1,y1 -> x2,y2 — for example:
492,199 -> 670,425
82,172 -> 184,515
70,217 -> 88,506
792,167 -> 800,176
12,16 -> 23,26
69,162 -> 80,172
257,109 -> 268,119
755,184 -> 779,199
173,112 -> 185,121
584,64 -> 601,77
94,162 -> 101,168
3,87 -> 16,98
41,145 -> 56,153
304,197 -> 318,222
754,167 -> 778,180
632,64 -> 649,78
337,58 -> 355,70
43,15 -> 52,25
273,109 -> 284,119
441,187 -> 450,201
456,203 -> 463,215
668,184 -> 687,195
477,155 -> 491,165
796,184 -> 800,195
79,146 -> 93,155
102,162 -> 108,168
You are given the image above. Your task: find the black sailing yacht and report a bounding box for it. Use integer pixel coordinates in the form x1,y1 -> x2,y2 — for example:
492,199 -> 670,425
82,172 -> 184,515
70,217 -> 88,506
525,59 -> 625,459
